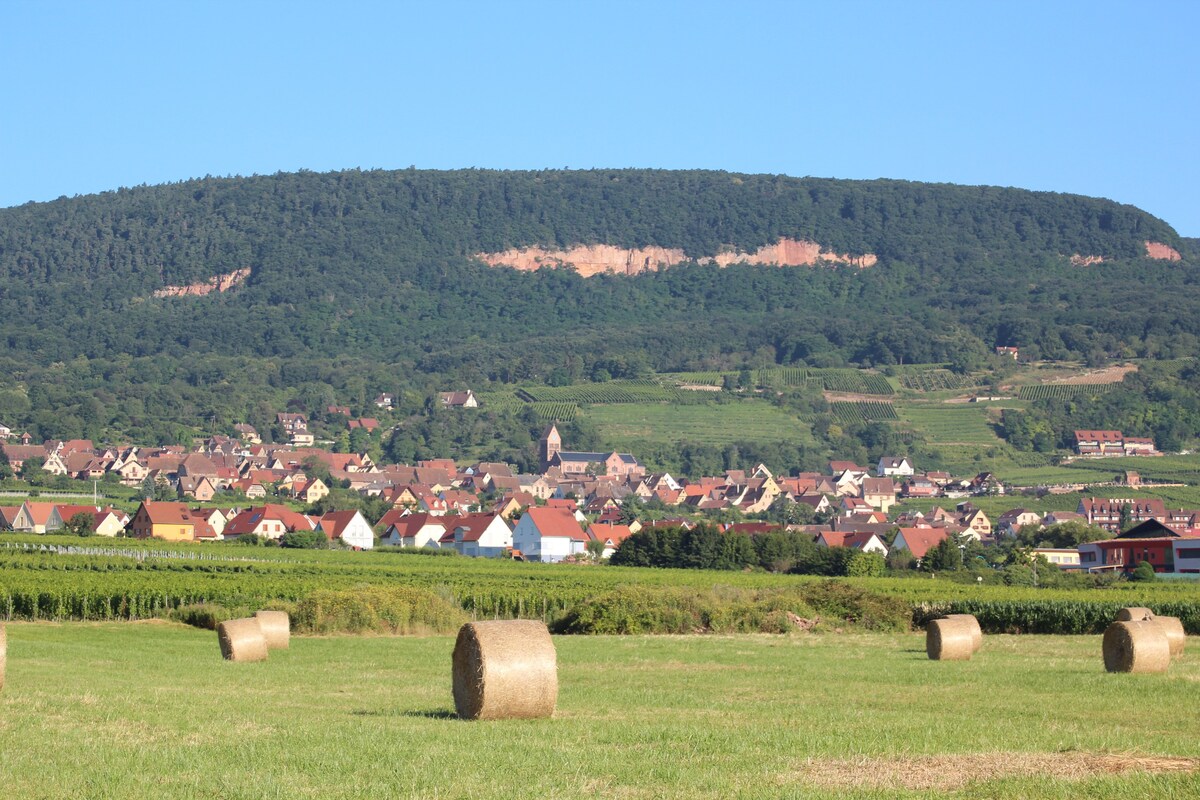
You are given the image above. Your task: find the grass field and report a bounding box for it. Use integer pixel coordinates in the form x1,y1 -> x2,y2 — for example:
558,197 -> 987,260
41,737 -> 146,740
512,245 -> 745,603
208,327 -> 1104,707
585,400 -> 813,448
898,404 -> 1003,446
2,623 -> 1197,799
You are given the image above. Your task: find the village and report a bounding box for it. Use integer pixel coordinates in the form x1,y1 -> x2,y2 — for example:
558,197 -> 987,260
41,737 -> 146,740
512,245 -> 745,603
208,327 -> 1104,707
0,413 -> 1195,577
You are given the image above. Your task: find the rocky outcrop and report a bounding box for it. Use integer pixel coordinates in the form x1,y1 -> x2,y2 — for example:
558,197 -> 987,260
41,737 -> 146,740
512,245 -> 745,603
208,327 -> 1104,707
1070,254 -> 1105,267
476,237 -> 876,277
1145,241 -> 1182,261
153,268 -> 251,298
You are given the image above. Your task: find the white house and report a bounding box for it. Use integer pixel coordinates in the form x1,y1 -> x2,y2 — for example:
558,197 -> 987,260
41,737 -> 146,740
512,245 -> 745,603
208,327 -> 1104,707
891,526 -> 949,561
438,512 -> 512,557
1172,539 -> 1200,574
91,508 -> 130,537
380,512 -> 446,548
511,507 -> 588,563
46,504 -> 100,532
815,530 -> 889,556
586,523 -> 635,559
318,510 -> 375,550
876,456 -> 915,478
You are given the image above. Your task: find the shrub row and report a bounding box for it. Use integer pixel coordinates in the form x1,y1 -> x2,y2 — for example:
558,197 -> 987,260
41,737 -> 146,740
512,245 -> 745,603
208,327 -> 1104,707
553,582 -> 912,635
913,599 -> 1200,635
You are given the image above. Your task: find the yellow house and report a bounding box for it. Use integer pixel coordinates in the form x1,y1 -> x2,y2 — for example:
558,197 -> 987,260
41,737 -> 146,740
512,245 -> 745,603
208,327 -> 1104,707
294,478 -> 330,504
127,502 -> 213,541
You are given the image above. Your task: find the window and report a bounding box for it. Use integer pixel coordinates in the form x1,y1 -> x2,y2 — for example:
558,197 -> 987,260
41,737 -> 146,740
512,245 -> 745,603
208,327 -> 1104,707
1178,548 -> 1200,559
1080,552 -> 1096,563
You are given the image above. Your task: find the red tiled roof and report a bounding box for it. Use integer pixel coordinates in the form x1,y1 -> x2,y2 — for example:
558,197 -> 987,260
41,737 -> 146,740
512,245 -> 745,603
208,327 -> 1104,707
54,504 -> 98,522
896,527 -> 948,558
587,523 -> 634,545
1074,430 -> 1123,443
523,507 -> 587,541
319,510 -> 364,540
135,502 -> 216,538
726,522 -> 783,536
441,512 -> 506,542
386,512 -> 446,538
224,504 -> 314,536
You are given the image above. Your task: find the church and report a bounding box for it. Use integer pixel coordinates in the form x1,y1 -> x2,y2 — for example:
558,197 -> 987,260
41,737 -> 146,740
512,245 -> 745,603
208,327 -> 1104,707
539,424 -> 646,480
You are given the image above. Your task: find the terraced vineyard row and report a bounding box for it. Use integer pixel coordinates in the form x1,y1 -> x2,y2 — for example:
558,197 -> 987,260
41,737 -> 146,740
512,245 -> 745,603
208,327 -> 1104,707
518,381 -> 687,404
1017,383 -> 1119,400
900,405 -> 1002,444
900,369 -> 980,392
658,371 -> 730,385
659,368 -> 892,395
755,367 -> 811,387
831,401 -> 899,423
810,369 -> 894,395
531,402 -> 579,422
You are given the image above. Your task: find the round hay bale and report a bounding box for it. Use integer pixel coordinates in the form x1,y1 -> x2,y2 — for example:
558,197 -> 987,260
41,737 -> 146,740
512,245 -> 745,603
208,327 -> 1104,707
452,620 -> 557,720
1103,620 -> 1170,674
926,618 -> 974,661
1152,616 -> 1186,659
0,623 -> 6,693
255,610 -> 290,650
1116,607 -> 1154,622
217,617 -> 269,663
945,614 -> 982,652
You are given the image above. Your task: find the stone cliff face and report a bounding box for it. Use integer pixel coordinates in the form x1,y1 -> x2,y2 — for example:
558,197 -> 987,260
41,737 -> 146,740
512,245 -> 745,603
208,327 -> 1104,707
476,237 -> 876,277
1145,241 -> 1182,261
153,268 -> 251,298
1070,254 -> 1105,267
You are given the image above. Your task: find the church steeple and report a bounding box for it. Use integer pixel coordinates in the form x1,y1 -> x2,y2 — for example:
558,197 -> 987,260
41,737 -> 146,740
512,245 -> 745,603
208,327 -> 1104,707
539,424 -> 561,471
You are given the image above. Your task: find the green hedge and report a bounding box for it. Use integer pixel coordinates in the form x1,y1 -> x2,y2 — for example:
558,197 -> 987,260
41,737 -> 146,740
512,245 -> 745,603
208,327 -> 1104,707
913,599 -> 1200,635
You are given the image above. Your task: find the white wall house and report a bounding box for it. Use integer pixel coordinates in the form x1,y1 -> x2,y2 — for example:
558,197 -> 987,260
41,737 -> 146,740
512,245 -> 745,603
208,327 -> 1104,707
319,510 -> 375,550
380,513 -> 446,548
1172,539 -> 1200,574
511,507 -> 588,563
876,457 -> 915,478
442,513 -> 513,558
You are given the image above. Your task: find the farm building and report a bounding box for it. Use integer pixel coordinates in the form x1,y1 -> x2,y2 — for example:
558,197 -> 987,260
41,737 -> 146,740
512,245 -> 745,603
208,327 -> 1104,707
1078,519 -> 1200,574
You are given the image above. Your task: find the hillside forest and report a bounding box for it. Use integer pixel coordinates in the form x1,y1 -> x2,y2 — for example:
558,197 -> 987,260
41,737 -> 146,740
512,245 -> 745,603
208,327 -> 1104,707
0,169 -> 1197,469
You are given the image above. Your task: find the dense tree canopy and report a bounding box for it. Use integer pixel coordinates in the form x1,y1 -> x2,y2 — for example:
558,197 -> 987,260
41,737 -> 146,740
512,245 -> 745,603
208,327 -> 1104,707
0,168 -> 1192,445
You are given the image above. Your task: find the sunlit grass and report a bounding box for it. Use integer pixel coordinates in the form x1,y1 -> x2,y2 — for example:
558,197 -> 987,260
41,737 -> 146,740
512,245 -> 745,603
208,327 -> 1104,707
1,623 -> 1197,799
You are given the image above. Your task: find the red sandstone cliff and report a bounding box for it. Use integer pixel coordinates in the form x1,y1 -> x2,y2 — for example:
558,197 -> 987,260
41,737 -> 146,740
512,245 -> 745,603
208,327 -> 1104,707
1145,241 -> 1182,261
153,268 -> 251,298
476,237 -> 876,277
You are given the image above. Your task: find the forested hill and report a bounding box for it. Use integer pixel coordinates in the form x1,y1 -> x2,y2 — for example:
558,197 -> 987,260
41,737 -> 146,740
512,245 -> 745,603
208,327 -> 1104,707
0,168 -> 1195,443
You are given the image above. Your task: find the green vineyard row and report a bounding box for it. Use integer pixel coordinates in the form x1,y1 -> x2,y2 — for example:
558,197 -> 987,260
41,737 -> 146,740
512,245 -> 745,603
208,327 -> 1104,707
2,547 -> 1198,632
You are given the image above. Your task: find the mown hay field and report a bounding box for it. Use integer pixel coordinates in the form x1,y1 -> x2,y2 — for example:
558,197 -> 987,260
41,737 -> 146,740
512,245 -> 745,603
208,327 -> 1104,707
1,623 -> 1197,799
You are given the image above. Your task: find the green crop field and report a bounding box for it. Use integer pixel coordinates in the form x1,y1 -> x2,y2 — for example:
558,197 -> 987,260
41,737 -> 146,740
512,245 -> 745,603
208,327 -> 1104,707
831,401 -> 899,423
585,400 -> 813,448
3,536 -> 1198,635
2,623 -> 1198,799
530,401 -> 579,422
1017,384 -> 1119,401
899,369 -> 981,392
999,466 -> 1097,485
809,368 -> 894,396
658,370 -> 733,385
1062,454 -> 1200,483
518,380 -> 690,405
899,404 -> 1004,445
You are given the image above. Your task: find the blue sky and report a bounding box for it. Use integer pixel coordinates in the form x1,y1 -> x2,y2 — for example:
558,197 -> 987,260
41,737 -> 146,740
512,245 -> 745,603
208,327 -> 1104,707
2,1 -> 1197,234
